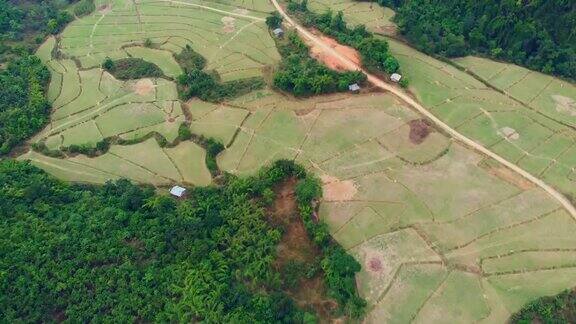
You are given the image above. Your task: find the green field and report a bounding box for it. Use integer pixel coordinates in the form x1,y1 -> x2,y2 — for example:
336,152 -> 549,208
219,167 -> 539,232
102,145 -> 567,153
18,0 -> 576,322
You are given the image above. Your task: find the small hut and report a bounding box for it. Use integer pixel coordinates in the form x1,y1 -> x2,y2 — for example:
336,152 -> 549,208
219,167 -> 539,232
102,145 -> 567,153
390,73 -> 402,83
348,83 -> 361,93
272,28 -> 284,38
169,186 -> 187,198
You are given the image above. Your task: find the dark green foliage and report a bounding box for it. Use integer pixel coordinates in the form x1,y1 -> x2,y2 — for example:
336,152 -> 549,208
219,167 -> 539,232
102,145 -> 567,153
62,139 -> 109,156
0,160 -> 315,322
177,123 -> 192,141
187,135 -> 225,176
0,55 -> 51,154
0,0 -> 72,55
273,31 -> 366,97
102,56 -> 114,70
0,158 -> 365,321
177,69 -> 265,103
295,175 -> 322,205
174,43 -> 265,102
73,0 -> 95,17
174,44 -> 207,72
287,0 -> 403,80
375,0 -> 576,80
282,260 -> 307,288
510,289 -> 576,324
294,173 -> 366,319
103,57 -> 164,80
203,137 -> 224,176
266,12 -> 283,29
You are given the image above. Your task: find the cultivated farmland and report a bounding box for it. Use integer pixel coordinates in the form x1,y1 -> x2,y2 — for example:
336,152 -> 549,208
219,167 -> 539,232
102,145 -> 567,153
18,0 -> 576,322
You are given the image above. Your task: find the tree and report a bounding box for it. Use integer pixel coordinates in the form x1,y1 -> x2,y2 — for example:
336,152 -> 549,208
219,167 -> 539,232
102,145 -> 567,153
266,12 -> 283,29
381,0 -> 576,80
102,57 -> 114,70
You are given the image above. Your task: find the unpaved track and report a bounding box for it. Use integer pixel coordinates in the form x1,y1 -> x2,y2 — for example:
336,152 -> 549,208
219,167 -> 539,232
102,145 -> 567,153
163,0 -> 265,21
270,0 -> 576,219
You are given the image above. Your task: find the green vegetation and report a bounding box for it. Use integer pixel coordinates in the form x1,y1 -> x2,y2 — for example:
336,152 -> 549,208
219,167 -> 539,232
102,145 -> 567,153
0,0 -> 72,61
174,42 -> 264,102
295,176 -> 367,317
73,0 -> 95,17
102,57 -> 164,80
288,0 -> 402,76
177,69 -> 265,103
266,11 -> 283,30
174,44 -> 207,72
0,159 -> 364,322
510,289 -> 576,323
273,31 -> 365,96
374,0 -> 576,80
188,134 -> 225,177
0,55 -> 51,154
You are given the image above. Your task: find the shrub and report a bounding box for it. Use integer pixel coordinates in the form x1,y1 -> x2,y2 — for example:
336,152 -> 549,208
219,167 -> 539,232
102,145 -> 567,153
174,44 -> 207,71
178,123 -> 192,141
266,12 -> 283,29
74,0 -> 95,17
273,31 -> 366,97
103,57 -> 164,80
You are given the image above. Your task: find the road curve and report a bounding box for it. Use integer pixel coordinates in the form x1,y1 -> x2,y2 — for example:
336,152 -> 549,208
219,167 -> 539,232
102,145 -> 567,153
270,0 -> 576,219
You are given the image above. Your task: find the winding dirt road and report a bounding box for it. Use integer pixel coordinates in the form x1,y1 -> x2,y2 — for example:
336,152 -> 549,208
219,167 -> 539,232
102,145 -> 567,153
270,0 -> 576,219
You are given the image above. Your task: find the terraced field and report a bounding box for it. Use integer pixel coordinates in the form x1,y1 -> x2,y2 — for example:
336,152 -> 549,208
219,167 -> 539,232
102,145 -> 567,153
26,0 -> 280,186
299,0 -> 576,322
19,0 -> 576,322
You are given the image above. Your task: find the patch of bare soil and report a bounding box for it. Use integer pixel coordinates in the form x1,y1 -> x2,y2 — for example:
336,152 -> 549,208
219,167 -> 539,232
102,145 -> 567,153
408,118 -> 433,144
98,4 -> 112,14
233,8 -> 249,15
374,24 -> 397,36
221,16 -> 236,33
488,166 -> 534,190
552,95 -> 576,116
132,79 -> 154,96
498,126 -> 520,140
269,179 -> 339,321
307,31 -> 360,72
321,175 -> 357,202
295,107 -> 315,116
361,248 -> 387,276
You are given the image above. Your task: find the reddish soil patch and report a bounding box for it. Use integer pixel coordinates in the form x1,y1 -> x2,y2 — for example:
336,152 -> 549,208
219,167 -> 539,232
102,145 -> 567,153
98,4 -> 112,14
167,117 -> 175,123
270,179 -> 319,264
307,31 -> 360,72
321,175 -> 357,202
132,79 -> 154,96
488,166 -> 534,190
221,16 -> 236,33
408,118 -> 433,144
368,257 -> 383,272
269,179 -> 339,321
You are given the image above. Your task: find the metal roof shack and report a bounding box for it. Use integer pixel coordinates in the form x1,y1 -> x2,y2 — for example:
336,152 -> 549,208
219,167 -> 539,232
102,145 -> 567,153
390,73 -> 402,83
348,83 -> 361,93
169,186 -> 187,198
272,28 -> 284,37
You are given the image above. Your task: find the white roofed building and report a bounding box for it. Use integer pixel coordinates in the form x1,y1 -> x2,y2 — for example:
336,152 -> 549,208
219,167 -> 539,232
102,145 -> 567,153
273,28 -> 284,38
390,73 -> 402,83
348,83 -> 361,93
170,186 -> 187,198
